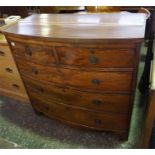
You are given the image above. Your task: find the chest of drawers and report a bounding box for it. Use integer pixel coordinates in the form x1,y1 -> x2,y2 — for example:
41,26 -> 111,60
0,33 -> 29,102
3,13 -> 147,139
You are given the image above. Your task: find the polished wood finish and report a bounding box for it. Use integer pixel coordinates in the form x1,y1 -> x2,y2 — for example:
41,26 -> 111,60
4,13 -> 147,39
14,58 -> 133,92
56,47 -> 136,68
0,33 -> 29,102
25,78 -> 131,114
11,42 -> 56,65
31,97 -> 129,131
3,13 -> 147,139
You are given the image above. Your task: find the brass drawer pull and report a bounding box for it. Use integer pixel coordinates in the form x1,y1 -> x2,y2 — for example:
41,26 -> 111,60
92,99 -> 102,105
36,86 -> 44,92
94,119 -> 102,125
92,79 -> 100,85
0,51 -> 5,56
32,67 -> 38,75
12,84 -> 20,89
5,67 -> 13,73
89,56 -> 98,64
26,47 -> 32,56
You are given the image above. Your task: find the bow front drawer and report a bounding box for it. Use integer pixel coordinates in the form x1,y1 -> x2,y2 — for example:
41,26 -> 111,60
32,96 -> 129,131
56,47 -> 135,68
15,58 -> 133,92
24,78 -> 131,114
10,41 -> 56,65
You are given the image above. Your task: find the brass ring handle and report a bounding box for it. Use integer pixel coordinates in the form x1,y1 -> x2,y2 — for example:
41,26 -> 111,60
92,79 -> 100,85
89,56 -> 98,64
92,99 -> 102,105
26,47 -> 32,56
12,84 -> 20,89
36,86 -> 44,92
0,51 -> 5,56
32,67 -> 38,75
5,67 -> 13,73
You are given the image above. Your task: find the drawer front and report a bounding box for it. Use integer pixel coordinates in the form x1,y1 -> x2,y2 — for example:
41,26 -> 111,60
15,58 -> 132,92
31,96 -> 129,131
0,59 -> 22,76
0,44 -> 23,76
0,45 -> 13,60
24,78 -> 130,114
61,69 -> 132,92
56,47 -> 135,68
25,79 -> 62,102
11,42 -> 56,65
0,73 -> 27,95
15,57 -> 62,84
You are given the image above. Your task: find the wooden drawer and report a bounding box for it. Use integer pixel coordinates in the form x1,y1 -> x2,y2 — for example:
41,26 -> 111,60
56,47 -> 135,68
0,45 -> 13,60
0,73 -> 27,95
0,60 -> 22,76
0,44 -> 21,76
11,41 -> 56,65
25,78 -> 131,114
31,96 -> 129,131
61,69 -> 132,92
16,58 -> 133,92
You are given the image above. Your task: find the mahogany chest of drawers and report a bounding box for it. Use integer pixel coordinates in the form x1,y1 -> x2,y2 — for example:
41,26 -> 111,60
3,13 -> 147,139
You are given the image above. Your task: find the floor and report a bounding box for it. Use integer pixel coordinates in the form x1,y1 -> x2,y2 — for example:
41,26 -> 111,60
0,44 -> 147,149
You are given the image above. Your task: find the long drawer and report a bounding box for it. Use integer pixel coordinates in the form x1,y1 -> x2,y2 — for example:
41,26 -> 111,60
24,78 -> 131,114
31,95 -> 129,131
56,46 -> 135,68
15,58 -> 133,92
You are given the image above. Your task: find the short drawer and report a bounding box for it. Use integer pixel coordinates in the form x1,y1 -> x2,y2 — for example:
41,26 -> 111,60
25,78 -> 131,114
16,58 -> 133,92
0,73 -> 27,95
31,96 -> 129,131
0,59 -> 22,76
0,45 -> 13,60
56,47 -> 135,68
10,41 -> 56,65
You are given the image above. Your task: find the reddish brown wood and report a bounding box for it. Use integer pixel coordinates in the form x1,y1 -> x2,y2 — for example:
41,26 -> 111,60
11,42 -> 56,65
31,96 -> 129,131
14,57 -> 133,92
25,78 -> 131,114
56,46 -> 136,68
3,13 -> 146,140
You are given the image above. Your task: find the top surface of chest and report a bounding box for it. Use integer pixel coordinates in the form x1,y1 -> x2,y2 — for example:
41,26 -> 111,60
3,12 -> 147,39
